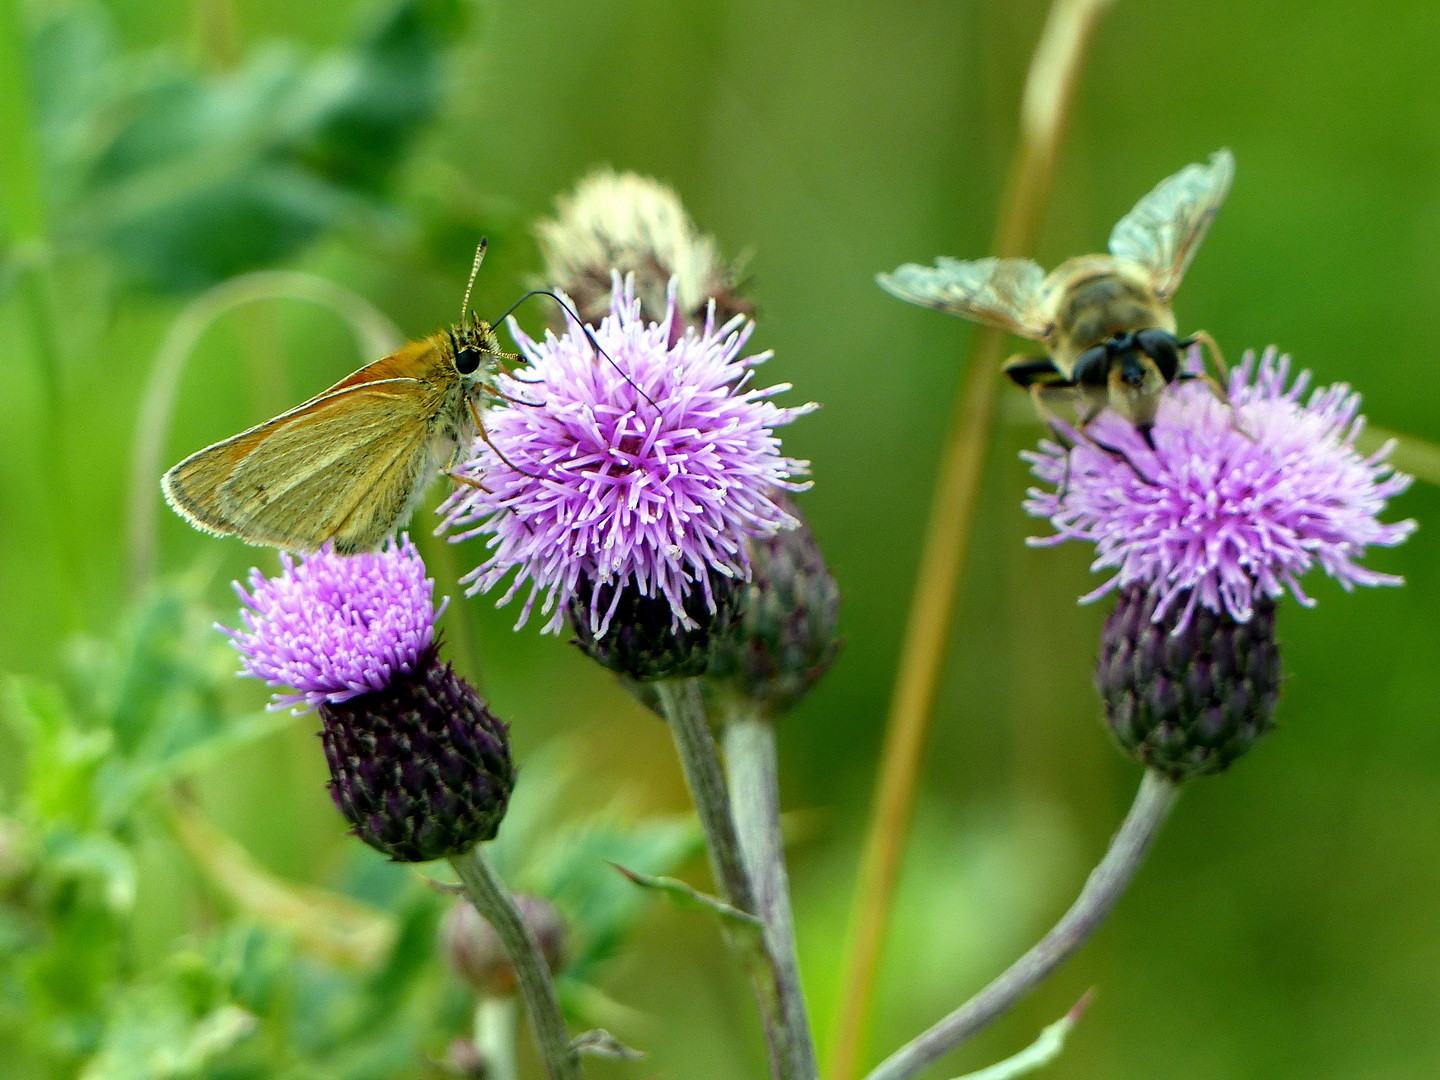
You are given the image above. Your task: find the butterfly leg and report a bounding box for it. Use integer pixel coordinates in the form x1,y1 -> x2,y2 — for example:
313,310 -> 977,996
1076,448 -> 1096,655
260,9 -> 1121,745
444,433 -> 538,537
447,471 -> 492,493
466,398 -> 546,479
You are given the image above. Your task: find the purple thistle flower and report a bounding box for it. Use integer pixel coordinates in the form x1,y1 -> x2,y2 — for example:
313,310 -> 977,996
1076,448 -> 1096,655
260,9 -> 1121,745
442,274 -> 815,638
1025,347 -> 1416,632
222,535 -> 447,711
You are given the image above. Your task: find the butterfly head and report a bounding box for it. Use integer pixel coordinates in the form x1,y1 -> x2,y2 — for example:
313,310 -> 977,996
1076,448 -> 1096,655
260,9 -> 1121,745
449,317 -> 517,385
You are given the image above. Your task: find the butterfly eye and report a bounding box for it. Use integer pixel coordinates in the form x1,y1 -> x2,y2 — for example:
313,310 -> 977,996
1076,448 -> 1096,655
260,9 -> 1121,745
454,347 -> 483,375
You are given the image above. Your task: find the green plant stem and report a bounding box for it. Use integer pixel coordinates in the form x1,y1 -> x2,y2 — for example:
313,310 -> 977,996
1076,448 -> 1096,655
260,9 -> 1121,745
827,3 -> 1117,1077
655,680 -> 754,909
864,771 -> 1179,1080
654,678 -> 793,1080
474,996 -> 520,1080
0,0 -> 45,248
450,847 -> 580,1080
724,705 -> 818,1080
0,0 -> 85,627
1364,425 -> 1440,489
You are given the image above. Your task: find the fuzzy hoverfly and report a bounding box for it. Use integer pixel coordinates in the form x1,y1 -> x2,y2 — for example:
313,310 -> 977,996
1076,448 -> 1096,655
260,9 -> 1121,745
879,150 -> 1235,444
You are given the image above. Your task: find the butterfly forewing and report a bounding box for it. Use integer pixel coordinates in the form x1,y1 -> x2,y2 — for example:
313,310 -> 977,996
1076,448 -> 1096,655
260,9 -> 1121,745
162,344 -> 455,553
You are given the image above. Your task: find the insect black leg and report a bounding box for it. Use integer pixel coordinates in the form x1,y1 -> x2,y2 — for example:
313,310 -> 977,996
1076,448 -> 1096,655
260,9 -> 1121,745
1004,354 -> 1066,388
1027,384 -> 1084,500
1178,329 -> 1229,384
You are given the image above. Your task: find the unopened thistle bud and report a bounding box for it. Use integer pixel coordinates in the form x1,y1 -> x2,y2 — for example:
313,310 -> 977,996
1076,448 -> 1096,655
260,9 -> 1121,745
709,506 -> 840,715
223,538 -> 515,862
1096,585 -> 1280,779
536,169 -> 751,329
441,893 -> 567,997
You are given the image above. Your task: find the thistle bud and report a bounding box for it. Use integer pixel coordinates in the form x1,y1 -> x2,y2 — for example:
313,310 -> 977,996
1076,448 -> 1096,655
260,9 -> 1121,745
708,508 -> 840,716
536,169 -> 752,329
1096,585 -> 1281,781
440,893 -> 567,997
568,573 -> 741,683
442,1039 -> 486,1078
320,645 -> 515,862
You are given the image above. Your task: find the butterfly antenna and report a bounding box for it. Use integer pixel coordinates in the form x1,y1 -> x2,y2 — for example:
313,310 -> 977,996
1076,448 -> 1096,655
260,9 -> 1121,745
460,238 -> 488,323
491,289 -> 661,413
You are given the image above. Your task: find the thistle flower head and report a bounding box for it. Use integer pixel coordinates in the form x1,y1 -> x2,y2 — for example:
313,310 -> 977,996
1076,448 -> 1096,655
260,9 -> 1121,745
1025,348 -> 1415,632
222,539 -> 513,862
536,170 -> 749,327
223,536 -> 445,711
442,274 -> 815,641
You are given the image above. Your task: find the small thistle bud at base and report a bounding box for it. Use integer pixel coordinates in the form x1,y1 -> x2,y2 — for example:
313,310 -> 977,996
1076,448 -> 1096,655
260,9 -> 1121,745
536,170 -> 752,331
568,574 -> 741,683
441,893 -> 568,998
1096,585 -> 1281,782
443,1038 -> 486,1078
708,509 -> 841,716
320,645 -> 515,863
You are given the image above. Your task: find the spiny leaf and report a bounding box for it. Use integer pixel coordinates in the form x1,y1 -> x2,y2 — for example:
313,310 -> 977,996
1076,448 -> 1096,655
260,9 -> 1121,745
570,1028 -> 645,1060
609,863 -> 762,944
948,991 -> 1093,1080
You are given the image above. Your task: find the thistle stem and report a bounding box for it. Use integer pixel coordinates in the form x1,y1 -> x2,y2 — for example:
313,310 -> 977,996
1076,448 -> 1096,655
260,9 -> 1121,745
724,706 -> 819,1080
474,996 -> 520,1080
1364,425 -> 1440,489
654,678 -> 792,1080
863,770 -> 1179,1080
827,3 -> 1116,1076
0,0 -> 84,627
450,847 -> 581,1080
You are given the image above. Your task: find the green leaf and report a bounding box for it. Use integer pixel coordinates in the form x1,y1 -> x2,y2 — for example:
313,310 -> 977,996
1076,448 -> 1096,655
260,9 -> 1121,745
78,989 -> 255,1080
43,831 -> 138,915
609,863 -> 762,945
21,0 -> 470,292
530,815 -> 704,980
4,676 -> 110,828
949,993 -> 1092,1080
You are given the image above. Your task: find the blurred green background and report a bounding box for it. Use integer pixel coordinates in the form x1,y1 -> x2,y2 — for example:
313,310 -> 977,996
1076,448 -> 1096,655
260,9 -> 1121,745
3,0 -> 1439,1078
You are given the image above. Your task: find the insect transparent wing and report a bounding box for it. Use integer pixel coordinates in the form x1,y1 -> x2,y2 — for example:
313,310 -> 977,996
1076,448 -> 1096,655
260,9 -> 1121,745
877,256 -> 1051,340
1108,149 -> 1235,301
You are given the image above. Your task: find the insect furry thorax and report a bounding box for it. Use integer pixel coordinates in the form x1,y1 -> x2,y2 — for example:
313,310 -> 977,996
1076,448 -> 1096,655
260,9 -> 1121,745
877,149 -> 1235,436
